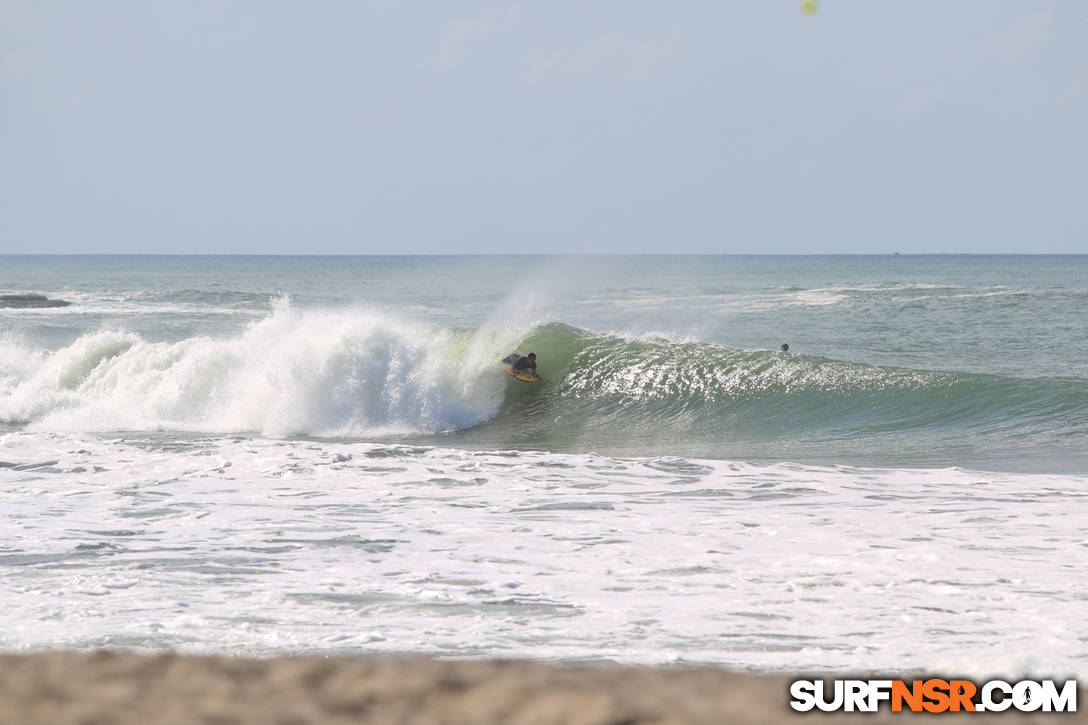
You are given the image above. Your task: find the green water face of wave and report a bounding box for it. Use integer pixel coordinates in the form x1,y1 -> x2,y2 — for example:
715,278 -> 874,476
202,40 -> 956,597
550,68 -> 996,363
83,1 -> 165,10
440,323 -> 1088,472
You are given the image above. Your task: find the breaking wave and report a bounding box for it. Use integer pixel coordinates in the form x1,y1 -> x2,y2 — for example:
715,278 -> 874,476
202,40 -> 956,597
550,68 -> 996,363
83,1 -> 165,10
3,305 -> 1086,468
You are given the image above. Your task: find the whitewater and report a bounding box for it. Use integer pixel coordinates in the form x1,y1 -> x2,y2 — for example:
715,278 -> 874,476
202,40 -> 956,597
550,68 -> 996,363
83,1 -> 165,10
2,255 -> 1086,678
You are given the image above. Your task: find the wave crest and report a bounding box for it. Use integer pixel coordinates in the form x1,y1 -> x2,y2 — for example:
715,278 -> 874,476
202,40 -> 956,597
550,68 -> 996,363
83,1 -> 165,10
4,314 -> 1086,468
1,302 -> 506,436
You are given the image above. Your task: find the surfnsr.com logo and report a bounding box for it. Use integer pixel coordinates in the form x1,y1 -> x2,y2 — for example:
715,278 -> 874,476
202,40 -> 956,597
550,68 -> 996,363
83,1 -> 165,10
789,678 -> 1077,713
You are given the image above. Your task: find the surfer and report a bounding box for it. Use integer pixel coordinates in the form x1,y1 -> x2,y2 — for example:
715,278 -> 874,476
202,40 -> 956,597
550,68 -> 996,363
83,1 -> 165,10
779,343 -> 789,352
504,352 -> 537,372
502,352 -> 541,383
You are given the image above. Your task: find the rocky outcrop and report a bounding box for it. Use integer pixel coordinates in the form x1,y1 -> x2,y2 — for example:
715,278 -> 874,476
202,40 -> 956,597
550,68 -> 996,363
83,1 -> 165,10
0,294 -> 71,308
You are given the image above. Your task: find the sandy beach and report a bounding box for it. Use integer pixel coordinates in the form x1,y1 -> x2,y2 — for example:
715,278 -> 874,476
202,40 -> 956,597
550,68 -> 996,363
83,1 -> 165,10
0,651 -> 1080,724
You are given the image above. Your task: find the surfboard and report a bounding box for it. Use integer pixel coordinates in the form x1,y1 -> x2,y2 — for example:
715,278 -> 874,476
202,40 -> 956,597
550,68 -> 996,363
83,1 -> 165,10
504,363 -> 541,382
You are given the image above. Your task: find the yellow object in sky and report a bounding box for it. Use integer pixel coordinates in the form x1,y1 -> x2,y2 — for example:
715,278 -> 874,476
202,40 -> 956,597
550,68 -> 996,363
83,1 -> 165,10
800,0 -> 818,13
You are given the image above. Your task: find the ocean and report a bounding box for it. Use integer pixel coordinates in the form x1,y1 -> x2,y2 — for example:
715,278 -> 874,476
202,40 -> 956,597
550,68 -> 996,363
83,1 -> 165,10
1,255 -> 1085,677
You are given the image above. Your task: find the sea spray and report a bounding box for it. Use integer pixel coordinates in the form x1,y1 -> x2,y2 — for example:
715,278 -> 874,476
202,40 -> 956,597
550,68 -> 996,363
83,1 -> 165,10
1,300 -> 507,436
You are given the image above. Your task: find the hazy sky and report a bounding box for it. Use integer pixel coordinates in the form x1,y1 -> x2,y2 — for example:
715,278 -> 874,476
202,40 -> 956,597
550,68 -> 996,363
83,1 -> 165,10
3,1 -> 1086,254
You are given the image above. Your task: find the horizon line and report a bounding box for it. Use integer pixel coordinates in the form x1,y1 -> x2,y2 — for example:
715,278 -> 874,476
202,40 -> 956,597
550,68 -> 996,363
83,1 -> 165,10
3,252 -> 1086,258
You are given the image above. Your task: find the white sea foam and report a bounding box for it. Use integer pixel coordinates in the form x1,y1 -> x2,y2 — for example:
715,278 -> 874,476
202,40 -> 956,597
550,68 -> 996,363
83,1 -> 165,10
1,431 -> 1085,677
0,301 -> 508,436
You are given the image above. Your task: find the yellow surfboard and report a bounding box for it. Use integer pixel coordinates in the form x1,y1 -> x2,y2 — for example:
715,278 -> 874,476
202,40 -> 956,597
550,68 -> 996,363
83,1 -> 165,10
503,363 -> 541,382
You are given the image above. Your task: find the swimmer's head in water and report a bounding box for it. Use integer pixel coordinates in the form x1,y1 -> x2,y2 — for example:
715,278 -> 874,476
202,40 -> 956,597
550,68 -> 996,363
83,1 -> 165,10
780,343 -> 789,352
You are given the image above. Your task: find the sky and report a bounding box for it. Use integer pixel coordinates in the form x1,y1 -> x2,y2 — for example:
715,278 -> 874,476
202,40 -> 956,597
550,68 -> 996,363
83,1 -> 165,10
2,1 -> 1086,255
